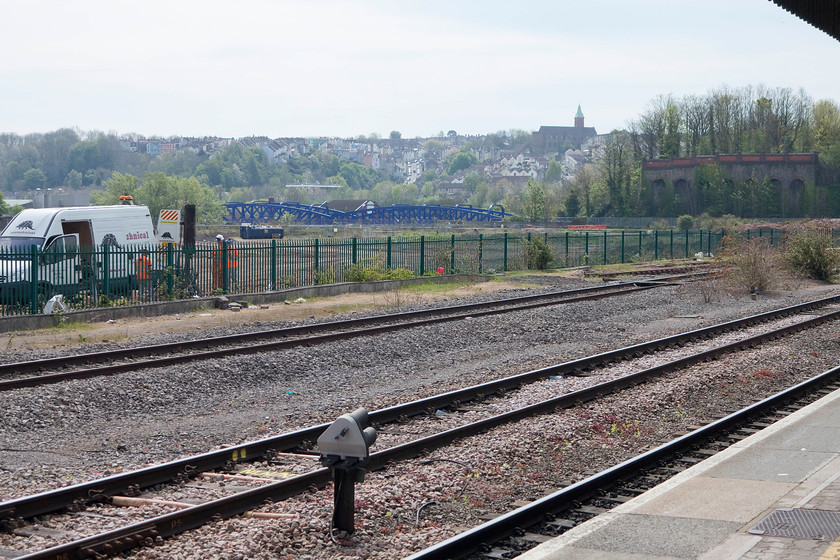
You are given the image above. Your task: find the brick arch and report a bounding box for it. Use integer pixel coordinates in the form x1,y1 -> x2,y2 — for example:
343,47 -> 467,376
651,178 -> 665,204
674,178 -> 692,214
787,178 -> 805,216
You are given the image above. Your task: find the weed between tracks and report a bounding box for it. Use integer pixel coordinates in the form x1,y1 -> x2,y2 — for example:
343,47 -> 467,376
590,416 -> 654,440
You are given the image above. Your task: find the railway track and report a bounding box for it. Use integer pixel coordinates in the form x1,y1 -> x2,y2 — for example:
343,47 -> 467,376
3,292 -> 839,559
409,367 -> 840,560
0,280 -> 668,391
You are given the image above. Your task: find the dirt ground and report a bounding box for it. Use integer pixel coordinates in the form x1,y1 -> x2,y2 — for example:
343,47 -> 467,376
2,274 -> 579,352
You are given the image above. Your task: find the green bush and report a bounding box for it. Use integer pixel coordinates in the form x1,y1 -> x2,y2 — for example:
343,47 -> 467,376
695,213 -> 741,232
785,228 -> 840,281
384,268 -> 415,280
524,236 -> 555,270
314,266 -> 335,285
343,257 -> 416,282
677,215 -> 694,231
343,258 -> 386,282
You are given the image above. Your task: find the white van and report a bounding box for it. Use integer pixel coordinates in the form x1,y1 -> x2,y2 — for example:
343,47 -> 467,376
0,205 -> 159,304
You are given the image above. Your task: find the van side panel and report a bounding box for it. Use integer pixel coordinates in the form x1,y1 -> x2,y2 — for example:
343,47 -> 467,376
0,206 -> 159,305
1,206 -> 156,249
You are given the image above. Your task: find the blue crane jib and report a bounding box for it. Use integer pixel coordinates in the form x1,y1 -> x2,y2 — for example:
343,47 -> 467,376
225,202 -> 510,225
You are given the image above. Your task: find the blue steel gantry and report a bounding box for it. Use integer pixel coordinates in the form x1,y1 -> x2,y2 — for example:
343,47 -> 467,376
224,202 -> 510,225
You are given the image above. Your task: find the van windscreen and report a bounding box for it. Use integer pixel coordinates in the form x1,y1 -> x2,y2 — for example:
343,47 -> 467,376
0,236 -> 45,255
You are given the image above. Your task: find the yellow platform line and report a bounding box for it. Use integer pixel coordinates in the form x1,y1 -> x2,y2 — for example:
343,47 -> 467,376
820,540 -> 840,559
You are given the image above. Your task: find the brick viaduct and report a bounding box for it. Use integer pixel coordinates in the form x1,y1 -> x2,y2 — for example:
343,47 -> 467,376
642,152 -> 819,214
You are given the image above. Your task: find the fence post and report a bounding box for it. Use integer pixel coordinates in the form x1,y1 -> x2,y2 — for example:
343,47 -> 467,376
102,245 -> 111,298
638,231 -> 642,258
698,229 -> 702,255
622,230 -> 626,263
271,239 -> 277,291
670,230 -> 674,259
684,230 -> 689,259
603,230 -> 607,265
352,237 -> 357,264
29,246 -> 38,315
479,234 -> 483,274
770,228 -> 774,246
450,235 -> 455,273
585,231 -> 589,263
387,237 -> 392,270
503,232 -> 508,272
313,238 -> 319,282
419,235 -> 425,276
565,231 -> 569,266
654,230 -> 658,260
166,243 -> 174,297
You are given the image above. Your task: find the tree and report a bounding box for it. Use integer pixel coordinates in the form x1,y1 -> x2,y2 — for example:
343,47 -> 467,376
682,94 -> 711,156
446,152 -> 477,175
568,164 -> 599,217
632,95 -> 668,159
91,172 -> 140,203
468,181 -> 490,208
544,160 -> 563,183
507,129 -> 532,146
523,179 -> 548,222
65,169 -> 83,190
389,131 -> 402,140
23,168 -> 47,190
662,100 -> 682,158
813,99 -> 840,153
40,128 -> 80,187
599,131 -> 634,215
462,172 -> 482,195
564,188 -> 580,217
95,172 -> 224,224
68,140 -> 101,174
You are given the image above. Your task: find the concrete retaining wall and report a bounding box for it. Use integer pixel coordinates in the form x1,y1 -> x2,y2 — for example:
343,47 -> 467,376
0,274 -> 492,334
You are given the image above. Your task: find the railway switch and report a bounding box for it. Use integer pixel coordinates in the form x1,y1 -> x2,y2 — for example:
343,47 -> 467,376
317,408 -> 377,534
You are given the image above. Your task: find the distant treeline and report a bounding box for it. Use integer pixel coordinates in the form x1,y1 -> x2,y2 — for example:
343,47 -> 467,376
561,85 -> 840,220
2,84 -> 840,222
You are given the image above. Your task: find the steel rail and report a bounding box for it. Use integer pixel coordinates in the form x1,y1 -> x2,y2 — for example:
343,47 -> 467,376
402,367 -> 840,560
0,282 -> 660,391
14,305 -> 840,560
2,293 -> 838,526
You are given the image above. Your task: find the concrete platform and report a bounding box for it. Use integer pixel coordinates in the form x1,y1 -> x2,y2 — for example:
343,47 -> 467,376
519,385 -> 840,560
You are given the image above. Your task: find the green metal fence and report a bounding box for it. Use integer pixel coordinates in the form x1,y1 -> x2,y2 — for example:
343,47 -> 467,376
0,229 -> 746,316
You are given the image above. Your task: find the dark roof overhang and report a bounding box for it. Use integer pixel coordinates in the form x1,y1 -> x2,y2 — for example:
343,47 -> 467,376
770,1 -> 840,42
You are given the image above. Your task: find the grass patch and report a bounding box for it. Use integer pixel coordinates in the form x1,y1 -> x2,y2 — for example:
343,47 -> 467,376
50,320 -> 91,331
399,280 -> 465,294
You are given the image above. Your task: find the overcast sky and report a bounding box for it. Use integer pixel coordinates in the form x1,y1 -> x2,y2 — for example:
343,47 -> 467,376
1,0 -> 838,140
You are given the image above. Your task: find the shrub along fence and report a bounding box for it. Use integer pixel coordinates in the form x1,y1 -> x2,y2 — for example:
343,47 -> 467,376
0,228 -> 764,317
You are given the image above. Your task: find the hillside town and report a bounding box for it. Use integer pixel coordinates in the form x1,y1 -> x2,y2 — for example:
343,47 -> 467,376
119,106 -> 607,190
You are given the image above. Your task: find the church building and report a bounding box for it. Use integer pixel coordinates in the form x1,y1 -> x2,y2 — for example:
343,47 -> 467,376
530,105 -> 598,156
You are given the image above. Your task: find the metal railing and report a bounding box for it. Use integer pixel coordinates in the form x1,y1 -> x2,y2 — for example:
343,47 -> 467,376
0,230 -> 745,316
